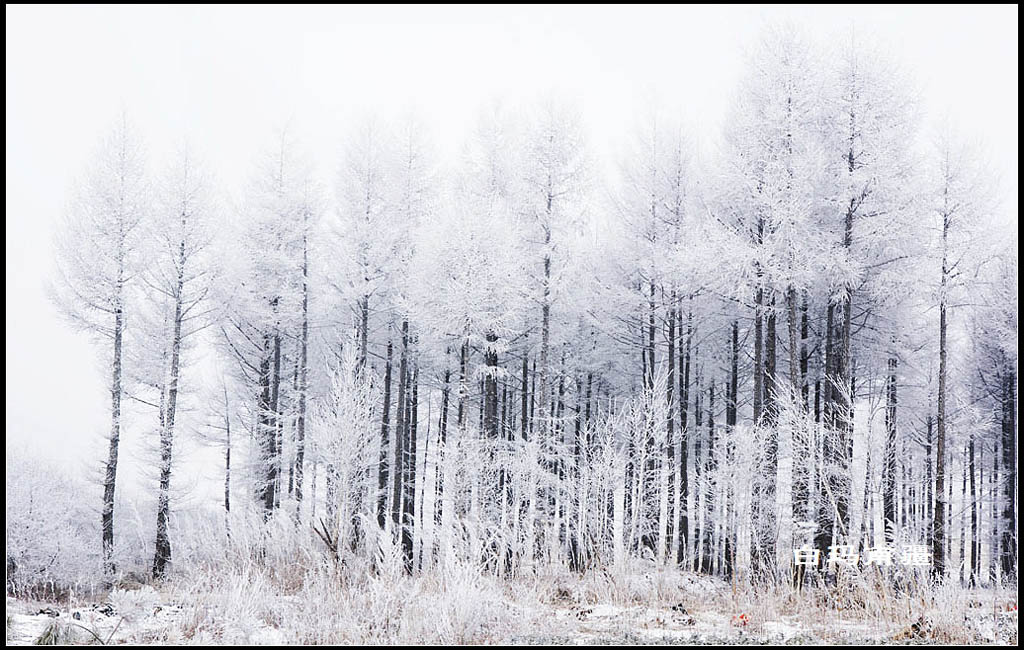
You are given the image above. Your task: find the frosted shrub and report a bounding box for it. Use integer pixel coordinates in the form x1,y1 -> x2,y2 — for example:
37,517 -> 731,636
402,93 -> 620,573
5,450 -> 101,597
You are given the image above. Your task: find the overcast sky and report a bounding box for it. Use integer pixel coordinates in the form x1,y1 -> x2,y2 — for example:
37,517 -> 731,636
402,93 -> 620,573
5,5 -> 1017,498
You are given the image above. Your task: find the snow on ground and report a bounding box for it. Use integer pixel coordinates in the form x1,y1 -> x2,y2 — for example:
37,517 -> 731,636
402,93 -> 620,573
6,571 -> 1018,645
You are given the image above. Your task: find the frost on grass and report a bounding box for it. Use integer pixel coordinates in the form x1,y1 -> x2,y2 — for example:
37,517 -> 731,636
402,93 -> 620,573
6,555 -> 1018,645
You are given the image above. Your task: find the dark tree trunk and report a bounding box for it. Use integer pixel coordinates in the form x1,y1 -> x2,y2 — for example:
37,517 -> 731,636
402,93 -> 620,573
883,355 -> 898,543
666,300 -> 676,557
764,295 -> 778,426
787,288 -> 807,531
402,361 -> 418,571
434,365 -> 450,527
692,353 -> 703,570
800,292 -> 809,410
377,340 -> 394,528
677,310 -> 691,565
258,334 -> 275,518
224,396 -> 231,542
1000,364 -> 1017,578
484,331 -> 499,440
270,326 -> 282,510
521,354 -> 529,441
359,295 -> 369,369
816,304 -> 837,556
702,379 -> 716,573
102,284 -> 124,576
969,437 -> 978,584
392,322 -> 409,530
933,213 -> 949,580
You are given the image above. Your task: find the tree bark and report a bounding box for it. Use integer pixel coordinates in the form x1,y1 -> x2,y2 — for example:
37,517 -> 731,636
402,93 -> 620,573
883,355 -> 898,543
294,222 -> 309,516
153,228 -> 187,578
392,321 -> 409,530
102,281 -> 124,576
377,339 -> 394,528
999,363 -> 1017,577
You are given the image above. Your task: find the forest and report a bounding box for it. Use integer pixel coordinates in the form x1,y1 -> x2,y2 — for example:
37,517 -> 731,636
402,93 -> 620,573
6,22 -> 1018,645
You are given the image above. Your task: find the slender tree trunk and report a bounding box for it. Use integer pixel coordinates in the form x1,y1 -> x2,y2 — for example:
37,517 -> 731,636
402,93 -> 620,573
153,235 -> 187,578
377,340 -> 394,529
102,279 -> 124,576
294,227 -> 309,516
677,310 -> 691,565
484,331 -> 499,440
883,355 -> 898,543
666,300 -> 676,559
933,207 -> 950,580
402,361 -> 419,571
359,295 -> 369,368
392,321 -> 409,530
764,295 -> 778,426
434,365 -> 450,528
259,334 -> 275,518
969,435 -> 978,584
999,363 -> 1017,578
223,385 -> 231,540
816,304 -> 837,556
787,288 -> 804,523
800,293 -> 809,410
521,354 -> 530,442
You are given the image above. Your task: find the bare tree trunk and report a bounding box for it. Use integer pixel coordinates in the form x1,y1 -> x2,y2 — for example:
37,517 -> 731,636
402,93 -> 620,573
484,331 -> 499,440
359,295 -> 369,369
259,335 -> 275,519
764,295 -> 778,426
816,303 -> 837,557
434,365 -> 450,527
402,360 -> 419,571
800,293 -> 809,410
520,354 -> 529,441
102,281 -> 124,576
666,299 -> 676,558
702,379 -> 716,573
692,355 -> 703,570
883,355 -> 898,543
787,288 -> 804,524
1000,363 -> 1017,578
933,210 -> 949,579
271,329 -> 282,510
377,340 -> 394,529
223,385 -> 231,540
969,435 -> 978,584
153,233 -> 187,578
392,321 -> 409,530
677,309 -> 691,565
294,225 -> 309,517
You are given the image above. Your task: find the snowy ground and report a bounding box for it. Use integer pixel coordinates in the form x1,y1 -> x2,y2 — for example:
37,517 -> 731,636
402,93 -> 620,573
6,570 -> 1018,645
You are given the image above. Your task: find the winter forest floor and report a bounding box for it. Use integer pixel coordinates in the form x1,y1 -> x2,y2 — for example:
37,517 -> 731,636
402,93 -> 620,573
5,560 -> 1018,645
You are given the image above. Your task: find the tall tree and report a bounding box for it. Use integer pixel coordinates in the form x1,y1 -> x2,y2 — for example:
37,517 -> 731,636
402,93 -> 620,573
52,116 -> 149,575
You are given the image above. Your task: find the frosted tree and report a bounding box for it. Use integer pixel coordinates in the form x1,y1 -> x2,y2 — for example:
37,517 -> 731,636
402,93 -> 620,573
219,127 -> 313,523
927,130 -> 996,579
310,346 -> 377,565
520,99 -> 588,560
818,36 -> 921,555
51,116 -> 149,575
142,146 -> 217,577
968,248 -> 1017,580
716,25 -> 832,576
410,188 -> 529,570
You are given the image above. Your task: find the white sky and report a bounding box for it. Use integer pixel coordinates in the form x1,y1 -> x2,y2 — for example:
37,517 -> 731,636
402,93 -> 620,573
5,5 -> 1018,497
